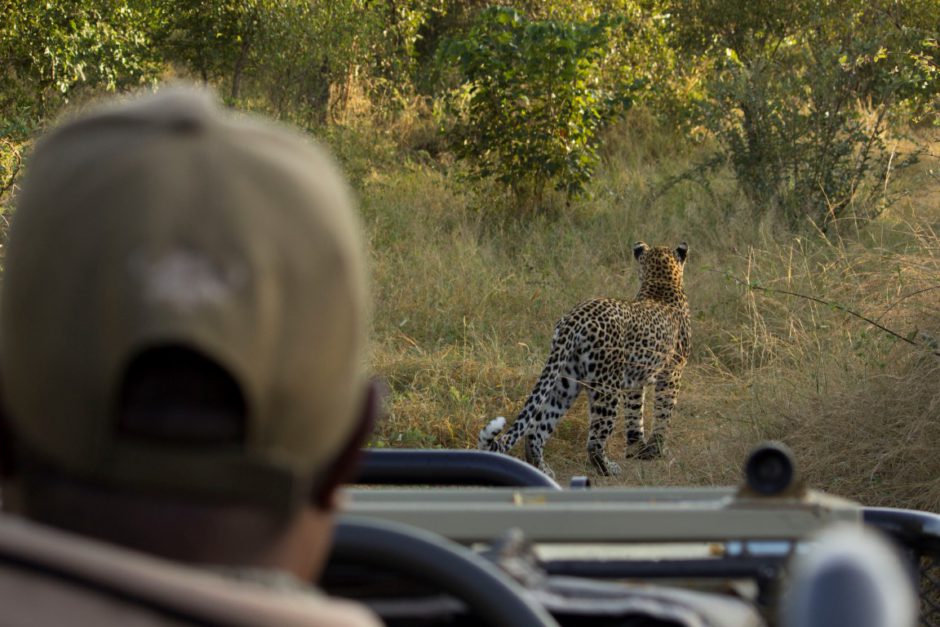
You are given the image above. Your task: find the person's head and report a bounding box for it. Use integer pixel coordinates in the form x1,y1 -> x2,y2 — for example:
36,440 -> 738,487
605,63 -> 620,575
0,88 -> 373,580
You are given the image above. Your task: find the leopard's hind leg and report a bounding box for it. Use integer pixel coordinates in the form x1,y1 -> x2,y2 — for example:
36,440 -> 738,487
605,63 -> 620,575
587,388 -> 622,476
524,369 -> 582,478
622,386 -> 646,458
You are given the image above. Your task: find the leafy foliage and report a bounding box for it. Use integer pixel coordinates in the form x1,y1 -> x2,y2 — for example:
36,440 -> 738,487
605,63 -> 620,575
1,0 -> 938,228
158,0 -> 430,125
443,7 -> 632,210
669,0 -> 940,229
155,0 -> 274,101
0,0 -> 162,213
0,0 -> 160,111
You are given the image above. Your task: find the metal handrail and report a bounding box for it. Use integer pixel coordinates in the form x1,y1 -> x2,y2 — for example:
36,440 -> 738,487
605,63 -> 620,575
354,449 -> 561,489
863,507 -> 940,556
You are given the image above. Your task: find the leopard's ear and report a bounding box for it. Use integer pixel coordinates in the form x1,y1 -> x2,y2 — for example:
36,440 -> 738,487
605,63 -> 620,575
675,241 -> 689,263
632,241 -> 649,260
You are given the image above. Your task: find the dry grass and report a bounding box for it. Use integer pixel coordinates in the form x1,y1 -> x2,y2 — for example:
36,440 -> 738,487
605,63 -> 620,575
357,109 -> 940,512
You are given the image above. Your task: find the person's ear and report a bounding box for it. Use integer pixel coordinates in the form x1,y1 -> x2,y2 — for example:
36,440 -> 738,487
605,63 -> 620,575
309,379 -> 383,510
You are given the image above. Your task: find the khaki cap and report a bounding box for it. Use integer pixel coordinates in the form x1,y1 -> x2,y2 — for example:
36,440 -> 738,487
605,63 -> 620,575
1,88 -> 369,512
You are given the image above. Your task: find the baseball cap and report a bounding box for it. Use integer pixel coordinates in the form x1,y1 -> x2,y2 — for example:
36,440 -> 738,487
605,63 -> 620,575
0,88 -> 369,513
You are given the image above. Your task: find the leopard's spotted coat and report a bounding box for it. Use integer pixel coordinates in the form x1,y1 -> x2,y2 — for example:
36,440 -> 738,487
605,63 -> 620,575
478,242 -> 691,477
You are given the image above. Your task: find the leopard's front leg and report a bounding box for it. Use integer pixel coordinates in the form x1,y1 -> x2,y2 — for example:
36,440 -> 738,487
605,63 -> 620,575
639,367 -> 682,460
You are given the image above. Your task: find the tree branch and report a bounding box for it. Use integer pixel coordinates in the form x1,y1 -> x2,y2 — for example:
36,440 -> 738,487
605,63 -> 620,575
727,274 -> 940,357
876,285 -> 940,322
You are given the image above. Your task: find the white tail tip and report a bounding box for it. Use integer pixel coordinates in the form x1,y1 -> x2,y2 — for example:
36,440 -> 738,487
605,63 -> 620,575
488,416 -> 506,432
478,416 -> 507,449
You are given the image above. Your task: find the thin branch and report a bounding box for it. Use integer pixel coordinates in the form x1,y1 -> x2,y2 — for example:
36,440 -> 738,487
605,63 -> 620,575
725,274 -> 940,357
876,285 -> 940,322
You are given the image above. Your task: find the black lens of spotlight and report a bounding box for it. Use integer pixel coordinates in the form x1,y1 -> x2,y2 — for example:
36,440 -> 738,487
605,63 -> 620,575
745,442 -> 796,495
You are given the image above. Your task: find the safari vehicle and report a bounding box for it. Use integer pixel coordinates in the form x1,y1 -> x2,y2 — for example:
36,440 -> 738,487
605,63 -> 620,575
326,443 -> 940,626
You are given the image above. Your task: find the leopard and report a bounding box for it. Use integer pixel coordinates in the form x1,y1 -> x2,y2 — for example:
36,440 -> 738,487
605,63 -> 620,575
478,241 -> 691,478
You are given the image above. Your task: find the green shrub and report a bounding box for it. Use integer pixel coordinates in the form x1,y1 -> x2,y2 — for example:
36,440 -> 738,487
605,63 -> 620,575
442,7 -> 632,211
0,0 -> 160,113
670,0 -> 940,231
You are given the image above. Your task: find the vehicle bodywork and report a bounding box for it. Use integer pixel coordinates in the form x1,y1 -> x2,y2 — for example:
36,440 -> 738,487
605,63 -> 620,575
329,447 -> 940,626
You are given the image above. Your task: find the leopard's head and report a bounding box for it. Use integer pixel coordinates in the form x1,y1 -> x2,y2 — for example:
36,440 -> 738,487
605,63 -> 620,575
633,241 -> 688,298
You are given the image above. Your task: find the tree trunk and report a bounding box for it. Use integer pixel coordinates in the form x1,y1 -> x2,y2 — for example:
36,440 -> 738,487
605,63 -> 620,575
302,61 -> 331,126
230,36 -> 252,102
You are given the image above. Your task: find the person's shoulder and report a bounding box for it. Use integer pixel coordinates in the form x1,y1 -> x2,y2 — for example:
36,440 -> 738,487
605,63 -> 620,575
0,514 -> 381,627
296,597 -> 383,627
209,566 -> 383,627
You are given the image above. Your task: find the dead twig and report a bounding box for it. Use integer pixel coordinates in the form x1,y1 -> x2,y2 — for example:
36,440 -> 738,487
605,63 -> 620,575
724,273 -> 940,357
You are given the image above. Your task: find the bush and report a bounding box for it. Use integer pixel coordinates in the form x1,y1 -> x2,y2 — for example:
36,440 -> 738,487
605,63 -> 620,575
670,0 -> 940,231
442,7 -> 632,211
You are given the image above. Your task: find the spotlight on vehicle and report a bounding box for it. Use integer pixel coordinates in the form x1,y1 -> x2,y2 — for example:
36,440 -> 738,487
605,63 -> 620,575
744,442 -> 797,496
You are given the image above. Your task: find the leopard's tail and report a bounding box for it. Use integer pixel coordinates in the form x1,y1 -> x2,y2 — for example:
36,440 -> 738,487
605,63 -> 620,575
478,416 -> 507,451
478,323 -> 578,454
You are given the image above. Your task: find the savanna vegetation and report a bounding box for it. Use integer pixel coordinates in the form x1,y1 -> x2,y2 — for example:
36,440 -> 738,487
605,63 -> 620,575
2,0 -> 938,510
